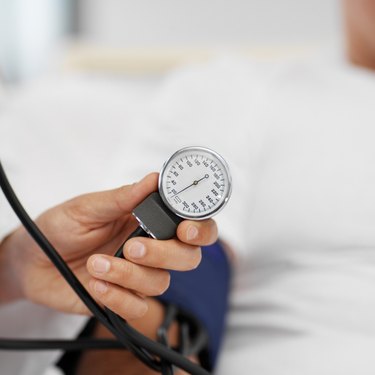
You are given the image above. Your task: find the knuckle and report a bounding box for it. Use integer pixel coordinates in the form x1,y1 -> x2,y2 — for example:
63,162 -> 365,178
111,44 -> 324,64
114,185 -> 132,211
119,260 -> 135,282
155,244 -> 170,268
186,247 -> 202,270
94,284 -> 110,304
116,260 -> 136,286
118,294 -> 133,313
121,296 -> 148,320
65,201 -> 87,223
152,271 -> 171,296
104,288 -> 147,320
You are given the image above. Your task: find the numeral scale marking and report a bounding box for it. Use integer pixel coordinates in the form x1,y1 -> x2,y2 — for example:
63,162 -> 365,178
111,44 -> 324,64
164,153 -> 226,215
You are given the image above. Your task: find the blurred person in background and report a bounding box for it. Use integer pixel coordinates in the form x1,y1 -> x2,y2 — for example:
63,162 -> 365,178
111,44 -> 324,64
54,0 -> 375,373
2,0 -> 375,374
91,0 -> 374,373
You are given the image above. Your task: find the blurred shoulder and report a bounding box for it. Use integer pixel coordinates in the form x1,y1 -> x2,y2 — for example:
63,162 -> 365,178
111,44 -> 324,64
150,55 -> 286,136
155,55 -> 279,105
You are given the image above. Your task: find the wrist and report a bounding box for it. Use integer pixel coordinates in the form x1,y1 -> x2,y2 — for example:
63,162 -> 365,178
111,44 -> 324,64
130,298 -> 180,345
75,299 -> 181,375
0,228 -> 27,304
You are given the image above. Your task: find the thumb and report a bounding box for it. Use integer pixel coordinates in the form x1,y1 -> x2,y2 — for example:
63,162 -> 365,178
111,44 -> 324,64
69,173 -> 159,223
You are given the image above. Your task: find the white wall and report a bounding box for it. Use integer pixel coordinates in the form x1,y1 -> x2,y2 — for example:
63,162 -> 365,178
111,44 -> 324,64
79,0 -> 342,47
0,0 -> 343,81
0,0 -> 70,81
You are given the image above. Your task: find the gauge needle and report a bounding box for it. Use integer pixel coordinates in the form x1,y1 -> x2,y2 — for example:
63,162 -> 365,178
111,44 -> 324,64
171,174 -> 209,198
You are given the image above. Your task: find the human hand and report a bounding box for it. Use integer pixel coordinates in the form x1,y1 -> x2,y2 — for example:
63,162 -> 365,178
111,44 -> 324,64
1,173 -> 218,320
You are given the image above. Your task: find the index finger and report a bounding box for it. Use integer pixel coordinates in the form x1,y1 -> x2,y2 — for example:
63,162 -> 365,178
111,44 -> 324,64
67,173 -> 158,223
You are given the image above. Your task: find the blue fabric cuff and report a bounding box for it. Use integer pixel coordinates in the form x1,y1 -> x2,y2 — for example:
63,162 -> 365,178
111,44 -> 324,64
156,241 -> 231,369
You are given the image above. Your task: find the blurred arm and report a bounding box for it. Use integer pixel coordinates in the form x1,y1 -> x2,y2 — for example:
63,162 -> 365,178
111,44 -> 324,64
75,298 -> 183,375
0,232 -> 24,304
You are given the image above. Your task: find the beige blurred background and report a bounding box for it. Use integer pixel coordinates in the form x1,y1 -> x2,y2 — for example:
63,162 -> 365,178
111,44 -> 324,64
0,0 -> 342,82
0,0 -> 345,214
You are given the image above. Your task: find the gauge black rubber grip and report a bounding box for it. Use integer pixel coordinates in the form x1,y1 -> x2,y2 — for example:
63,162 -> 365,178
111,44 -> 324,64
132,192 -> 183,240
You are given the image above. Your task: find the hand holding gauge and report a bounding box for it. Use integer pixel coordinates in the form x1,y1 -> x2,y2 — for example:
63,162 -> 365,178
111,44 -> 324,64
105,146 -> 232,374
0,146 -> 231,375
131,147 -> 232,240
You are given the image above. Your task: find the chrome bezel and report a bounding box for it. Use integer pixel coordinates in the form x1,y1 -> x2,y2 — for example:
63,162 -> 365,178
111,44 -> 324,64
158,146 -> 232,220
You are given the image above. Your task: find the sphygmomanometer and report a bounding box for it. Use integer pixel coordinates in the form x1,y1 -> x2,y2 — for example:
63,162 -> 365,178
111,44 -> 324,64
0,146 -> 232,375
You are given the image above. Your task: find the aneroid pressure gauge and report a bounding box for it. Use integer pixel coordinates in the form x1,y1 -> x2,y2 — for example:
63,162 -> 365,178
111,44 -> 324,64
132,146 -> 232,240
159,146 -> 232,220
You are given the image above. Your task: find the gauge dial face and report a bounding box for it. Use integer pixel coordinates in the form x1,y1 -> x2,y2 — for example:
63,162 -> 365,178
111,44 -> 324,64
159,146 -> 232,220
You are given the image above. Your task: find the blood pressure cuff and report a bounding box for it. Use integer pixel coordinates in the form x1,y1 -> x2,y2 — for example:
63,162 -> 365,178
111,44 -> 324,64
156,241 -> 231,369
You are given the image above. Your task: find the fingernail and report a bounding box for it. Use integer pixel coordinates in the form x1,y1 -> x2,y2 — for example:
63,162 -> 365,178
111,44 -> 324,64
187,225 -> 199,241
128,242 -> 146,258
94,280 -> 108,294
92,256 -> 111,273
